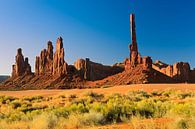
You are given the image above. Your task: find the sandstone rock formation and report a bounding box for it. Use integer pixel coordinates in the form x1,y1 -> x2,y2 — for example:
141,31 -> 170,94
35,41 -> 53,75
53,37 -> 68,76
74,58 -> 124,81
2,13 -> 195,90
129,14 -> 139,68
153,61 -> 191,82
142,56 -> 152,69
173,62 -> 190,82
125,14 -> 151,70
35,37 -> 68,76
12,48 -> 32,77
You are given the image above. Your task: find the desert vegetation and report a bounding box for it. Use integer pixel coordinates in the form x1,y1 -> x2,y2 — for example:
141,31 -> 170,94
0,89 -> 195,129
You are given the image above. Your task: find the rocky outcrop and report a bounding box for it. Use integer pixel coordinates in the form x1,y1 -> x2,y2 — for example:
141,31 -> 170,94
35,41 -> 53,75
53,37 -> 68,76
153,61 -> 191,82
35,37 -> 68,76
12,48 -> 32,77
74,58 -> 124,81
125,14 -> 151,70
190,69 -> 195,83
173,62 -> 190,82
129,14 -> 139,68
3,13 -> 195,90
74,58 -> 92,80
142,56 -> 152,69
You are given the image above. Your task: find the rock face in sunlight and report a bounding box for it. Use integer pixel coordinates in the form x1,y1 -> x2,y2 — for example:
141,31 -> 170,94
12,48 -> 32,77
124,14 -> 152,71
74,58 -> 124,81
1,13 -> 195,90
35,37 -> 68,76
35,41 -> 54,75
142,56 -> 152,69
153,61 -> 191,82
53,37 -> 68,76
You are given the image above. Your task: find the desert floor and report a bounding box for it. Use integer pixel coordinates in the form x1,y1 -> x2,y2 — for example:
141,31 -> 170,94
0,84 -> 195,129
0,84 -> 195,98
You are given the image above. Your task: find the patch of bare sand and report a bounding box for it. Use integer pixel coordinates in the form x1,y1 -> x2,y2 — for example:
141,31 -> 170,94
0,84 -> 195,98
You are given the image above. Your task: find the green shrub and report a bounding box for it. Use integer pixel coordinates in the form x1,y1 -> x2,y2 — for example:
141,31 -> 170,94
68,94 -> 77,99
11,101 -> 21,109
136,99 -> 155,118
177,93 -> 193,99
171,103 -> 195,117
177,119 -> 189,129
85,91 -> 104,99
58,95 -> 66,99
69,103 -> 88,113
23,96 -> 44,102
52,107 -> 69,118
151,91 -> 161,96
30,113 -> 58,129
0,96 -> 17,104
80,111 -> 104,126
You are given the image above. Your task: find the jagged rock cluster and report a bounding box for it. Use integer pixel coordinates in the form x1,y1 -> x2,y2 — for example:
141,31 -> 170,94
35,37 -> 68,76
9,36 -> 123,88
12,48 -> 32,77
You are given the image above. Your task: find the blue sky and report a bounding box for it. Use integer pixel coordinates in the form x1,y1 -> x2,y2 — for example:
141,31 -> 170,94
0,0 -> 195,75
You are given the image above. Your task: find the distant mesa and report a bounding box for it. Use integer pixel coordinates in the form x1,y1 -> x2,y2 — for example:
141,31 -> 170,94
1,13 -> 195,90
0,76 -> 9,83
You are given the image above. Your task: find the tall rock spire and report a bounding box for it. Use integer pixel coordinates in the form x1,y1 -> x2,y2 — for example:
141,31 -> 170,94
130,14 -> 138,52
53,37 -> 68,76
129,14 -> 139,67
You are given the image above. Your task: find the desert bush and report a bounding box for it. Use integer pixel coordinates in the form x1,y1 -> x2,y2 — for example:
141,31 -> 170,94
0,96 -> 17,104
69,103 -> 88,113
128,90 -> 151,102
177,92 -> 193,99
85,91 -> 104,98
136,99 -> 155,118
7,112 -> 27,122
64,111 -> 104,128
176,119 -> 189,129
10,100 -> 21,109
19,105 -> 47,113
101,94 -> 134,123
80,111 -> 104,126
67,94 -> 77,100
170,102 -> 195,117
51,107 -> 69,118
58,95 -> 66,99
23,95 -> 44,102
151,91 -> 161,96
30,113 -> 58,129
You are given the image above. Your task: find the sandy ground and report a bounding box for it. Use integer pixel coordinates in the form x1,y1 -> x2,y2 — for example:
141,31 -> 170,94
0,84 -> 195,98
